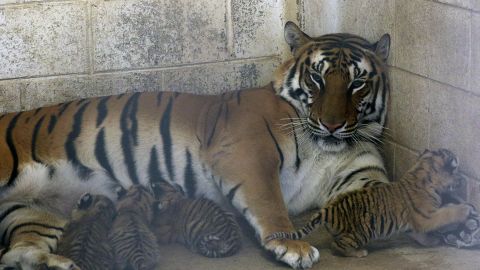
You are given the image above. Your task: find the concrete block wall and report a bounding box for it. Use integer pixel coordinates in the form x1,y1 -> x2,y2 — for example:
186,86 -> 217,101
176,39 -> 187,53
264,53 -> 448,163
1,0 -> 479,197
0,0 -> 300,112
302,0 -> 480,197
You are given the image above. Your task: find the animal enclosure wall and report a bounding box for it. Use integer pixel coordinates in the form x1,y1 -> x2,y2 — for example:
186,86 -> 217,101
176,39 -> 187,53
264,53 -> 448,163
0,0 -> 479,201
300,0 -> 480,202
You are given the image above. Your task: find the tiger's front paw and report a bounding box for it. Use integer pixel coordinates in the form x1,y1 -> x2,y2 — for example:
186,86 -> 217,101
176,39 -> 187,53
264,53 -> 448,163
264,239 -> 319,269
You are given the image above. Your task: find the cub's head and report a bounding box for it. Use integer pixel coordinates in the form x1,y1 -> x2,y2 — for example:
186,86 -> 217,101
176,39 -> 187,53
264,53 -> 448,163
150,181 -> 185,213
416,149 -> 464,193
72,193 -> 116,222
116,185 -> 156,221
275,22 -> 390,152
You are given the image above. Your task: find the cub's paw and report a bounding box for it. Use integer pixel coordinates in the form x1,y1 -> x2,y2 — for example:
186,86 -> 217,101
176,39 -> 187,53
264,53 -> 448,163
264,239 -> 319,269
442,211 -> 480,248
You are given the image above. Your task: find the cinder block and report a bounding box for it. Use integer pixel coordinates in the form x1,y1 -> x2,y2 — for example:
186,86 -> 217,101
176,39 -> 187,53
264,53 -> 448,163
0,81 -> 21,113
93,0 -> 228,72
19,77 -> 91,111
429,81 -> 480,179
472,13 -> 480,95
435,0 -> 477,11
0,2 -> 88,79
394,143 -> 418,181
394,0 -> 471,90
382,140 -> 395,180
163,58 -> 280,94
389,68 -> 431,151
303,0 -> 395,63
93,70 -> 163,96
232,0 -> 285,58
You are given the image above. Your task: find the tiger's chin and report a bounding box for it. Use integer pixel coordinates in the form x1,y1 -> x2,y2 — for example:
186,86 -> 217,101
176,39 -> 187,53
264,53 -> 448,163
313,135 -> 349,153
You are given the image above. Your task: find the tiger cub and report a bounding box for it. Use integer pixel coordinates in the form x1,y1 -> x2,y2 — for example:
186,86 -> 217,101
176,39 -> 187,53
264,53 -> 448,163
109,185 -> 160,270
151,181 -> 241,258
56,193 -> 116,270
266,149 -> 476,257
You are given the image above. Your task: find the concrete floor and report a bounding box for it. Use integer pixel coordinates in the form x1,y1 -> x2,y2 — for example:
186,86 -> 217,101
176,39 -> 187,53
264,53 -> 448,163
158,214 -> 480,270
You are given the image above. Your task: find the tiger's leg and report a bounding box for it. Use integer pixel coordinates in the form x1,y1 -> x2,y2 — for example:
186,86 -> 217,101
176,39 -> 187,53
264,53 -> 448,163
412,204 -> 475,233
330,234 -> 368,258
207,151 -> 319,269
0,203 -> 78,270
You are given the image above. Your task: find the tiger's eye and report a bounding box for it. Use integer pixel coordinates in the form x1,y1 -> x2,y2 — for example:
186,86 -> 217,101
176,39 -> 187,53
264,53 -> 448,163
350,80 -> 365,89
310,73 -> 323,84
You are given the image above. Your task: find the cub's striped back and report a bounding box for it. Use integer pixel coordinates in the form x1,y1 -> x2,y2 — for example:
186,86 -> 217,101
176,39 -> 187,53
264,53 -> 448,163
57,193 -> 116,270
109,185 -> 160,270
152,181 -> 241,258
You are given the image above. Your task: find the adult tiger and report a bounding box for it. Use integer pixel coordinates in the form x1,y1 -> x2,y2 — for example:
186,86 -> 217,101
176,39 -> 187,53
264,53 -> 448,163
0,22 -> 392,269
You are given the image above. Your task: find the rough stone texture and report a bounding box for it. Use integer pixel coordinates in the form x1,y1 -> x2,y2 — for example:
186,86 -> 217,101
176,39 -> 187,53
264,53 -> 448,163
19,77 -> 92,111
93,70 -> 163,96
394,0 -> 471,90
435,0 -> 479,11
429,81 -> 480,179
232,0 -> 285,58
393,143 -> 418,183
0,2 -> 88,79
303,0 -> 395,64
0,81 -> 21,113
472,13 -> 480,95
93,0 -> 228,72
382,140 -> 395,180
389,68 -> 430,151
163,58 -> 280,94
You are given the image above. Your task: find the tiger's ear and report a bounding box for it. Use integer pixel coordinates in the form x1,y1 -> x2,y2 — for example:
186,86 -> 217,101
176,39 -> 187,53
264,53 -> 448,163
374,34 -> 391,63
284,21 -> 312,54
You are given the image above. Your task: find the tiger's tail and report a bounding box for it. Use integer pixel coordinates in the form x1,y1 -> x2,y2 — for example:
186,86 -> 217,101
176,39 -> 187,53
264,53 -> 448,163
266,209 -> 327,241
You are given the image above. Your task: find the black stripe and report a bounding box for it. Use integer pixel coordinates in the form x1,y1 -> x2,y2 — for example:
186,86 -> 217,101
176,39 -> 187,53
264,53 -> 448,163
334,166 -> 386,193
160,97 -> 175,181
96,96 -> 110,127
207,104 -> 224,147
184,149 -> 197,198
120,93 -> 141,185
3,222 -> 64,245
31,115 -> 45,163
6,112 -> 23,186
33,108 -> 42,116
263,118 -> 284,170
18,230 -> 59,240
58,101 -> 73,117
226,183 -> 242,205
94,128 -> 118,183
288,116 -> 301,171
0,204 -> 26,224
236,91 -> 241,105
47,115 -> 57,134
65,102 -> 93,179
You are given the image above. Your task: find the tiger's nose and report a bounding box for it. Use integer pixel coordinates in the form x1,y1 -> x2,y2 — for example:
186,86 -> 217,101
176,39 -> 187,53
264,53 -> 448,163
321,121 -> 344,133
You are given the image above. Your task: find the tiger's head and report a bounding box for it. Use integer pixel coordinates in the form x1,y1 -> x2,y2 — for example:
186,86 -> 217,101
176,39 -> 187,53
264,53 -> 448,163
274,22 -> 391,152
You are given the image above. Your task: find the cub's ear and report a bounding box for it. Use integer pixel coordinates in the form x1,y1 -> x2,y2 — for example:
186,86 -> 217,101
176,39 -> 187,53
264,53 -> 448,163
374,34 -> 391,63
284,21 -> 312,54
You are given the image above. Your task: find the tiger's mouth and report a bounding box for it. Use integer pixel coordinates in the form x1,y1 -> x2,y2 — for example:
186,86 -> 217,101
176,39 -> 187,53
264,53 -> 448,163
311,134 -> 349,152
